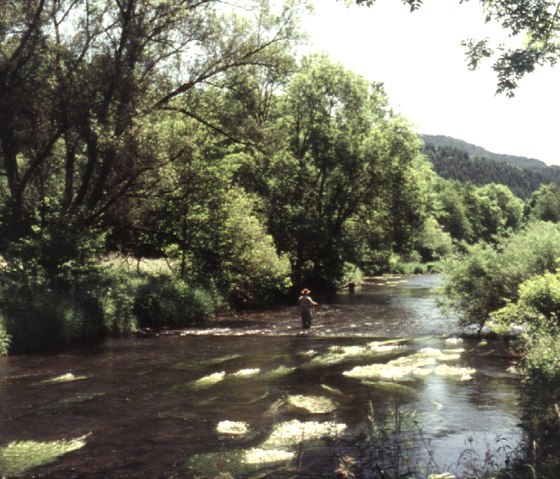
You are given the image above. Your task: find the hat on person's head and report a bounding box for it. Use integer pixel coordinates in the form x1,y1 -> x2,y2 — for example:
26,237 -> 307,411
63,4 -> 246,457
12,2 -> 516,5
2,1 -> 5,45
301,288 -> 311,295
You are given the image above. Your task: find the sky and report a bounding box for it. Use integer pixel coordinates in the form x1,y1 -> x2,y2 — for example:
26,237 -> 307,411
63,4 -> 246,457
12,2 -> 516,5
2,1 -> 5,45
301,0 -> 560,166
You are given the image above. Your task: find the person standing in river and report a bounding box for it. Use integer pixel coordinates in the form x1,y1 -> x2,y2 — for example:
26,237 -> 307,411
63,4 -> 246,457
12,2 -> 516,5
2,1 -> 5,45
298,288 -> 318,329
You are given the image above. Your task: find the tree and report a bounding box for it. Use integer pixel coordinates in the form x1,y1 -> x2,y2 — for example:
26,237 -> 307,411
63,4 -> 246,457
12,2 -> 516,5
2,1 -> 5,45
0,0 -> 309,274
529,182 -> 560,222
479,183 -> 524,231
434,179 -> 474,243
465,182 -> 524,242
352,0 -> 560,96
434,179 -> 524,245
259,55 -> 430,287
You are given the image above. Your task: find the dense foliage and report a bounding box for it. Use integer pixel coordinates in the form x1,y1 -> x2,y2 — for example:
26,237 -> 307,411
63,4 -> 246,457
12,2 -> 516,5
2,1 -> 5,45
0,0 -> 308,352
422,134 -> 547,168
423,143 -> 560,199
434,179 -> 524,244
0,0 -> 441,353
441,221 -> 560,383
441,222 -> 560,325
0,0 -> 559,395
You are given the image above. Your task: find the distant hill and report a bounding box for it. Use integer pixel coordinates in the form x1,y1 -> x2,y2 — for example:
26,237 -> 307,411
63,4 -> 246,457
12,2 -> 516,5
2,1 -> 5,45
421,134 -> 547,169
420,135 -> 560,198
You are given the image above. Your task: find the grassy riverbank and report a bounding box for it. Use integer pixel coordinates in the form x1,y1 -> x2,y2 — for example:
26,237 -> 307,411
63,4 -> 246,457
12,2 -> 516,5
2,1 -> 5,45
0,257 -> 224,355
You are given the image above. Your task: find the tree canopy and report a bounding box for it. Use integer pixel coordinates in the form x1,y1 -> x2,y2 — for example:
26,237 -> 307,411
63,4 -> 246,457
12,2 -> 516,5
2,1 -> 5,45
3,0 -> 560,360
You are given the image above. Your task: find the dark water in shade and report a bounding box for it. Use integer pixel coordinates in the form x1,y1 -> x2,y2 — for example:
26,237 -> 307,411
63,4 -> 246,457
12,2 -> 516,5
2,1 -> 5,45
0,275 -> 525,478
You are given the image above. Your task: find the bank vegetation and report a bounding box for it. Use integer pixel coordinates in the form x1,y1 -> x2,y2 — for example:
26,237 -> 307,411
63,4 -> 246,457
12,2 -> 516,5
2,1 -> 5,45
0,2 -> 560,403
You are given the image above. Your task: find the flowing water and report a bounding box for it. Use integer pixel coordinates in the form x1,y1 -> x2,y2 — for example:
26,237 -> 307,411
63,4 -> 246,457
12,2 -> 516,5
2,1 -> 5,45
0,275 -> 525,478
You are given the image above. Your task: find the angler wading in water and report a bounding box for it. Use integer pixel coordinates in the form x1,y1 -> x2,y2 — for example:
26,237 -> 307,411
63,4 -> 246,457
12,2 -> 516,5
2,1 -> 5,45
298,288 -> 318,329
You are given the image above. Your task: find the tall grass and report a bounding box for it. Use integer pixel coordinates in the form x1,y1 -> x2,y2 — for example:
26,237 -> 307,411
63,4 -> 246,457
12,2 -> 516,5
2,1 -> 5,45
337,401 -> 531,479
133,274 -> 218,328
0,256 -> 222,354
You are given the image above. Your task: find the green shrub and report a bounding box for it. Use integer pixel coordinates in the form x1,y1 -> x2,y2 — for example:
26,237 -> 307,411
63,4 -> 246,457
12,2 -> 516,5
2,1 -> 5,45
133,275 -> 217,328
440,243 -> 501,326
416,217 -> 454,261
340,262 -> 363,285
0,313 -> 10,356
524,328 -> 560,381
0,258 -> 219,352
491,272 -> 560,381
492,272 -> 560,332
391,251 -> 441,275
441,221 -> 560,326
393,260 -> 426,275
77,265 -> 142,335
358,249 -> 394,275
184,287 -> 219,321
1,287 -> 103,353
0,255 -> 110,353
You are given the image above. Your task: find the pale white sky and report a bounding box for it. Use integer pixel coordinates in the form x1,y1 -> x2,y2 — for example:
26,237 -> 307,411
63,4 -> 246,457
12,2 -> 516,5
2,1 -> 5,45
301,0 -> 560,166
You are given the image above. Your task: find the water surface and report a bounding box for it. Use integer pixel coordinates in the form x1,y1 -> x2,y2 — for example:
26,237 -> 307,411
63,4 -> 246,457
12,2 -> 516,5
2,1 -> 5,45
0,275 -> 524,478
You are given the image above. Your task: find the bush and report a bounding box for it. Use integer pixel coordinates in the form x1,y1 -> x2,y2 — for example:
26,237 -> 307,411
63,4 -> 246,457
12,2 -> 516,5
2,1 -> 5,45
391,250 -> 441,275
0,314 -> 10,356
0,256 -> 143,353
1,286 -> 104,353
416,217 -> 454,261
356,249 -> 394,275
491,272 -> 560,381
441,221 -> 560,327
492,272 -> 560,332
0,253 -> 221,352
99,279 -> 140,335
440,242 -> 501,326
78,264 -> 142,335
524,328 -> 560,381
340,262 -> 363,285
133,275 -> 217,328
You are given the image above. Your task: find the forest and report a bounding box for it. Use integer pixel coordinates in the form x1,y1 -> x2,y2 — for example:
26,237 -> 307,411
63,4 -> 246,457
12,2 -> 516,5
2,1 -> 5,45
423,142 -> 560,199
0,0 -> 560,398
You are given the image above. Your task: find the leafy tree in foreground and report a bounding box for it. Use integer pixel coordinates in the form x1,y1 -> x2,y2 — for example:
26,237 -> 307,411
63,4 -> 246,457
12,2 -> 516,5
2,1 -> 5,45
0,0 -> 309,272
352,0 -> 560,96
0,0 -> 307,351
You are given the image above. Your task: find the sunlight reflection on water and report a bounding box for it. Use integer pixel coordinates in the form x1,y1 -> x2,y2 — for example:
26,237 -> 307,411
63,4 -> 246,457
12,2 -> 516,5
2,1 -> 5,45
0,275 -> 525,478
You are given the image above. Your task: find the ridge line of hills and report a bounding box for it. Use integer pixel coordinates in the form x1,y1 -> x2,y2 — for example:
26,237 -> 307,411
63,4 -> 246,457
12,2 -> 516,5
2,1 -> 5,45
421,134 -> 549,169
420,134 -> 560,199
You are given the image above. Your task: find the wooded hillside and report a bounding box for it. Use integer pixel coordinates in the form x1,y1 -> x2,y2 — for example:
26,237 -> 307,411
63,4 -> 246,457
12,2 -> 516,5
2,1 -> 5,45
422,137 -> 560,198
422,134 -> 548,168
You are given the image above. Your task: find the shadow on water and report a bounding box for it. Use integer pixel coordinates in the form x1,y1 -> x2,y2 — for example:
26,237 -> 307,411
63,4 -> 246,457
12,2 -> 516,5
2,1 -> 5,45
0,274 -> 552,478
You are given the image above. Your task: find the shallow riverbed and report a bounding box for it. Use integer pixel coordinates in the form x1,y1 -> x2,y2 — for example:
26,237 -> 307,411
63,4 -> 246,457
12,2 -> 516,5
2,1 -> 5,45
0,275 -> 525,478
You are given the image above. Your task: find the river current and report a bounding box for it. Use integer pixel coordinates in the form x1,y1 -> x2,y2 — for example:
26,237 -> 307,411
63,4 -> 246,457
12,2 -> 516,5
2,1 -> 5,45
0,275 -> 524,478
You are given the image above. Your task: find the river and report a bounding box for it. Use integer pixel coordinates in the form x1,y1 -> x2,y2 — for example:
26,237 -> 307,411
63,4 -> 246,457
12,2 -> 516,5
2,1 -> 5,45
0,275 -> 526,478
